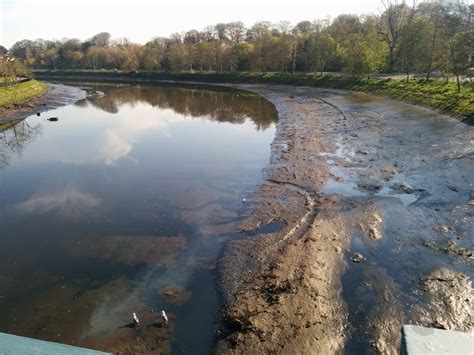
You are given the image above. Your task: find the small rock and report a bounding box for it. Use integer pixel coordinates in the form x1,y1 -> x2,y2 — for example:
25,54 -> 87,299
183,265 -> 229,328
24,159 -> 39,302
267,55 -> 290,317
433,225 -> 450,233
368,226 -> 382,240
400,185 -> 414,194
352,252 -> 366,263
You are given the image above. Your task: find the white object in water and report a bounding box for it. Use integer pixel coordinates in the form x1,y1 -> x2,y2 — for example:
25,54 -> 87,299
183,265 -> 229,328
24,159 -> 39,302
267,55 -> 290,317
161,310 -> 168,323
133,312 -> 140,325
242,198 -> 246,204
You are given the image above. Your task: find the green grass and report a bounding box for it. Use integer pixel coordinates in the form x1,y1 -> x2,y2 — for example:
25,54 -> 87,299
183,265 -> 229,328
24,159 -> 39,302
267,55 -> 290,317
33,70 -> 474,120
0,79 -> 47,108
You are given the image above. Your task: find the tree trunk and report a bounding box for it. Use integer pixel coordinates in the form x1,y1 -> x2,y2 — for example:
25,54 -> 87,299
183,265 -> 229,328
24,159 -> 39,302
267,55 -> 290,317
291,42 -> 296,74
426,27 -> 437,81
455,70 -> 460,92
450,45 -> 461,93
388,46 -> 395,72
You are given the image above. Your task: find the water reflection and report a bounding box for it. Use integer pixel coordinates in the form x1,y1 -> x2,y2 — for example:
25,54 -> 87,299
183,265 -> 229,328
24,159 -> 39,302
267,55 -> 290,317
0,83 -> 277,354
78,84 -> 277,131
16,188 -> 101,217
0,120 -> 42,168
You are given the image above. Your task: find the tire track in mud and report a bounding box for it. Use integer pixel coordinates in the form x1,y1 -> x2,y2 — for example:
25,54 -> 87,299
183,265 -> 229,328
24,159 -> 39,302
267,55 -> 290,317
255,92 -> 348,261
266,179 -> 319,246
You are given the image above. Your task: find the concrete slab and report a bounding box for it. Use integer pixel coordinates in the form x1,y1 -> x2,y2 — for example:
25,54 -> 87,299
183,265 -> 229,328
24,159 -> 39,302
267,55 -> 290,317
0,332 -> 110,355
402,325 -> 474,354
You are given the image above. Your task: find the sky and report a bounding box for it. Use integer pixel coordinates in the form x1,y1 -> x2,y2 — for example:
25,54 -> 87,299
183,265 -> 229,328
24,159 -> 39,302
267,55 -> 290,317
1,0 -> 386,48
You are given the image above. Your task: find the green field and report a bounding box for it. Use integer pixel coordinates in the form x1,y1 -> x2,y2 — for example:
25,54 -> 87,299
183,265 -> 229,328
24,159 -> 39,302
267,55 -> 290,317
0,79 -> 47,108
33,70 -> 474,120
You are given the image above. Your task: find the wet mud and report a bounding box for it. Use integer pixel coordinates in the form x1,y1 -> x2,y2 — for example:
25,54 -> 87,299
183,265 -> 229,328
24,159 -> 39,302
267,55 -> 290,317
217,85 -> 473,354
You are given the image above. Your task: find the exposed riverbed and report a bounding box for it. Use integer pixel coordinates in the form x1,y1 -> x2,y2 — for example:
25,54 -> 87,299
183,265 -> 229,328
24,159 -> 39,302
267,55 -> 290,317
218,85 -> 473,354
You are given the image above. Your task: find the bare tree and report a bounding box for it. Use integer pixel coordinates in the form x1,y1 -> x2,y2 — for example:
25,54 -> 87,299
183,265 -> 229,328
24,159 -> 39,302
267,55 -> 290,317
377,0 -> 410,72
227,22 -> 246,43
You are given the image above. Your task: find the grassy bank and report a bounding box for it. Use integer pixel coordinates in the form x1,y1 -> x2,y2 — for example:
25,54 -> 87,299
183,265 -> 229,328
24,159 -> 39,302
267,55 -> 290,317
0,79 -> 47,108
34,70 -> 474,120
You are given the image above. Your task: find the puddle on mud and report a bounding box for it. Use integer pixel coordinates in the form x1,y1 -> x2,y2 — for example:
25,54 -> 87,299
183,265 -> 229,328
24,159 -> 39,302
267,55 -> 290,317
322,163 -> 420,208
0,83 -> 278,353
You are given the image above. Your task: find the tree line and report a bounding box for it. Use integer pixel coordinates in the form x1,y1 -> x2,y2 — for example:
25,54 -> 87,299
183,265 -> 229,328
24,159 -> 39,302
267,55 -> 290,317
3,1 -> 473,89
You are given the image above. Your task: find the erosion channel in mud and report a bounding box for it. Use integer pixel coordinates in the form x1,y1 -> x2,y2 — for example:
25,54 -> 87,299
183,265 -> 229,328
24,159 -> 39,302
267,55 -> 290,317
0,83 -> 277,354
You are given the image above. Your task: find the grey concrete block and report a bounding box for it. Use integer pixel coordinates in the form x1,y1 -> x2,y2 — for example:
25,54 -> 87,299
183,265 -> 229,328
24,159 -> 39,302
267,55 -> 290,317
0,332 -> 110,355
402,325 -> 474,355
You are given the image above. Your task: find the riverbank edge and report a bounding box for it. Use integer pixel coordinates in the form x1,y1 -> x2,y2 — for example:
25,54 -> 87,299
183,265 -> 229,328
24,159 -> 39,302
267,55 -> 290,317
33,70 -> 474,122
0,80 -> 48,117
0,83 -> 86,125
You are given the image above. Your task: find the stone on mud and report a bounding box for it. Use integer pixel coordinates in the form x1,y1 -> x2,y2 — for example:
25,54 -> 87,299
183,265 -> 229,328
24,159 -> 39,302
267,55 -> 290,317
352,252 -> 366,263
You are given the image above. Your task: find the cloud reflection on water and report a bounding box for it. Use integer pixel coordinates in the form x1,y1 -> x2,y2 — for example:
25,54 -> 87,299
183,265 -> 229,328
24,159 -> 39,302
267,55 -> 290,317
16,188 -> 101,216
99,107 -> 183,165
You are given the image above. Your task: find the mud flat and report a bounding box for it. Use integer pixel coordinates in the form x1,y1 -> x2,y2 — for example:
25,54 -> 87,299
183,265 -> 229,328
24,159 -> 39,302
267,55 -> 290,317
217,85 -> 473,354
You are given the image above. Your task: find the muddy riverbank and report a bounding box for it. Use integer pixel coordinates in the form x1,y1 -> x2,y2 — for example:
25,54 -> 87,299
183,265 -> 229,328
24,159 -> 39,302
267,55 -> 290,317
0,83 -> 85,124
217,85 -> 473,354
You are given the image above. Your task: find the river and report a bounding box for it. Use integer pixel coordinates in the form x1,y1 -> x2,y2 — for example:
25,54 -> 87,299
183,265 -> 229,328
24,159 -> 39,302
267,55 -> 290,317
0,83 -> 277,354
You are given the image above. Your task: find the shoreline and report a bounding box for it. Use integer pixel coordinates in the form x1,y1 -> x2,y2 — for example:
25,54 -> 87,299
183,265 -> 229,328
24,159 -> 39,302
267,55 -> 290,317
0,83 -> 86,125
33,71 -> 474,123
